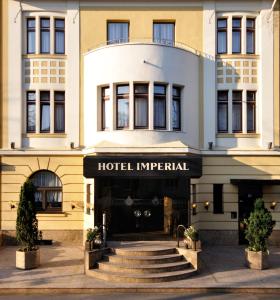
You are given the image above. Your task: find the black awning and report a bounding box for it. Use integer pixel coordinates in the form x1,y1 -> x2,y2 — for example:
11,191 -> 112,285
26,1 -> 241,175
231,179 -> 280,185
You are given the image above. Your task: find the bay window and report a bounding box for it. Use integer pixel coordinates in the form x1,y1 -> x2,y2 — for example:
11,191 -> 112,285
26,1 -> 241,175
217,91 -> 228,132
172,87 -> 181,131
102,87 -> 110,130
134,84 -> 149,129
108,22 -> 129,44
117,85 -> 129,129
27,91 -> 36,133
153,22 -> 175,46
54,91 -> 65,133
40,91 -> 50,132
154,84 -> 166,129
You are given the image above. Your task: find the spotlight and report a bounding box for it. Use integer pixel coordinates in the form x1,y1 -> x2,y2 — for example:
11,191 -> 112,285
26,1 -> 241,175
270,201 -> 277,210
208,142 -> 213,150
204,201 -> 210,210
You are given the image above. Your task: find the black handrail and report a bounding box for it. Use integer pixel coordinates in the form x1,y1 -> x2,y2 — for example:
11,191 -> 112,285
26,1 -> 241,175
176,224 -> 187,248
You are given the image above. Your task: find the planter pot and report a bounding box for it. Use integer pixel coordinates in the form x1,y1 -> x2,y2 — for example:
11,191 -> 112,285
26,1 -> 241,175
245,248 -> 269,270
184,238 -> 201,250
16,248 -> 40,270
85,241 -> 92,251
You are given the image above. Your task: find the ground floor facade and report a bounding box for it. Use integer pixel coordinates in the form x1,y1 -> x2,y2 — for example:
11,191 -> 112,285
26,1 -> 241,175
0,153 -> 279,246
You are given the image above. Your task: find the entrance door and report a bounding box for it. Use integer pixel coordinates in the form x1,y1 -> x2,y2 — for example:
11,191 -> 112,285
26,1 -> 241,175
238,184 -> 262,244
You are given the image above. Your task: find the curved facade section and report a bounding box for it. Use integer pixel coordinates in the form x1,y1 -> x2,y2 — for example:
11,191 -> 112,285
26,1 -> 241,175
84,43 -> 200,150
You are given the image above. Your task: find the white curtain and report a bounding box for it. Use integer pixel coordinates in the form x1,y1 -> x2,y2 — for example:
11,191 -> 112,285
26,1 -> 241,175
103,100 -> 110,129
41,104 -> 50,132
32,171 -> 62,187
47,191 -> 62,208
153,23 -> 174,45
218,32 -> 227,53
154,98 -> 166,128
117,98 -> 129,128
27,104 -> 36,132
232,104 -> 242,132
55,104 -> 65,132
135,97 -> 148,127
172,100 -> 180,129
218,104 -> 228,131
108,23 -> 128,44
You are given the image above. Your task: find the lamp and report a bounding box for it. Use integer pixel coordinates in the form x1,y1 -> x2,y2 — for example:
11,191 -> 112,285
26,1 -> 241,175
204,201 -> 210,210
270,201 -> 277,210
208,142 -> 213,150
10,203 -> 15,209
70,142 -> 75,149
192,203 -> 197,215
268,142 -> 273,150
11,142 -> 15,149
71,204 -> 76,210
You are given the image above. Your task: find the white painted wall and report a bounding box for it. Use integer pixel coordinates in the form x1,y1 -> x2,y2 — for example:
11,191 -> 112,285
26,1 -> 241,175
84,43 -> 200,151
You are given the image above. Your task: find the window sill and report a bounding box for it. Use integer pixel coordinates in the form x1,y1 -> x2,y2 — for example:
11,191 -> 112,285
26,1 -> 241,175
216,133 -> 260,138
23,133 -> 67,138
216,54 -> 259,59
36,212 -> 66,217
23,54 -> 67,59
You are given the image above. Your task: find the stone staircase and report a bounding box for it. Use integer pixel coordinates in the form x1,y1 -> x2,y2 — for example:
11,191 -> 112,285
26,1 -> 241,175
86,247 -> 197,283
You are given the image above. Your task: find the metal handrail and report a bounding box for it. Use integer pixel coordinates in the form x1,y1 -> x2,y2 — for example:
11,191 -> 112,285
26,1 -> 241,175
176,224 -> 187,248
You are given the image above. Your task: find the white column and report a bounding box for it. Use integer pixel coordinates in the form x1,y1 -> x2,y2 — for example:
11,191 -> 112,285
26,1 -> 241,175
36,16 -> 40,54
36,90 -> 40,134
129,81 -> 134,130
241,16 -> 246,54
50,16 -> 54,54
149,82 -> 154,130
110,83 -> 115,130
50,90 -> 54,133
228,90 -> 232,133
228,16 -> 232,55
242,89 -> 247,133
167,83 -> 172,131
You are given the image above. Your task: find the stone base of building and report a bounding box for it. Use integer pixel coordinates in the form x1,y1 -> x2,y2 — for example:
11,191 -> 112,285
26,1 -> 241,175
1,230 -> 83,246
269,231 -> 280,246
199,230 -> 239,245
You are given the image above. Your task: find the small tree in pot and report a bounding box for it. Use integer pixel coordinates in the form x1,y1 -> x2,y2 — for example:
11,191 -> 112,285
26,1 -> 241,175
184,225 -> 201,251
244,198 -> 274,270
16,180 -> 40,269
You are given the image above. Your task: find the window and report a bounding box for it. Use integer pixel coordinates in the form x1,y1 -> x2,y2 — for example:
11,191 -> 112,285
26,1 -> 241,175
154,84 -> 166,129
54,91 -> 65,133
247,91 -> 256,133
232,91 -> 242,133
27,91 -> 36,133
40,91 -> 50,133
55,19 -> 65,54
213,184 -> 223,214
153,22 -> 174,46
107,22 -> 129,44
134,84 -> 149,129
40,18 -> 50,54
217,18 -> 227,54
27,18 -> 35,54
217,91 -> 228,132
191,184 -> 197,216
172,87 -> 181,131
31,171 -> 62,212
247,18 -> 255,54
102,87 -> 110,130
86,184 -> 91,215
232,18 -> 241,54
117,85 -> 129,129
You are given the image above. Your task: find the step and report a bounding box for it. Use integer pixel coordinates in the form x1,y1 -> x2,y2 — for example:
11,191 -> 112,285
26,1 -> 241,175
104,253 -> 184,265
114,247 -> 176,256
97,260 -> 191,274
87,268 -> 197,283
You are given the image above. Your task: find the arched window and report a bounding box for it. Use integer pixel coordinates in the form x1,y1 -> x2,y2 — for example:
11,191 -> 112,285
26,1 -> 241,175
30,170 -> 62,212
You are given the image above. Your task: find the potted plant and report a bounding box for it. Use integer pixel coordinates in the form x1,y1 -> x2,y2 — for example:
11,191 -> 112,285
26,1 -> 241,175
16,180 -> 40,269
184,225 -> 201,250
244,198 -> 275,270
85,227 -> 101,251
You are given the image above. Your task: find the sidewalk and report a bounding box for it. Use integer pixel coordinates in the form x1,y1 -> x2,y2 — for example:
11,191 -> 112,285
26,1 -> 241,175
0,244 -> 279,293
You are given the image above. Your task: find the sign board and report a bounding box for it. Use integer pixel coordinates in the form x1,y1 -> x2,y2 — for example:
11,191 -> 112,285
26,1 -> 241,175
84,155 -> 202,178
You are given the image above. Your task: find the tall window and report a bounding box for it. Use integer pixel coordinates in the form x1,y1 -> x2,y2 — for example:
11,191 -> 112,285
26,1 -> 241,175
40,18 -> 50,54
102,87 -> 110,130
40,91 -> 50,133
232,91 -> 242,133
117,85 -> 129,129
153,22 -> 174,46
217,18 -> 227,54
107,22 -> 129,44
27,91 -> 36,133
246,18 -> 255,54
213,184 -> 223,214
247,91 -> 256,133
172,87 -> 181,131
27,18 -> 35,54
31,171 -> 62,212
232,18 -> 241,53
217,91 -> 228,132
55,19 -> 65,54
54,91 -> 65,133
134,84 -> 149,129
154,85 -> 166,129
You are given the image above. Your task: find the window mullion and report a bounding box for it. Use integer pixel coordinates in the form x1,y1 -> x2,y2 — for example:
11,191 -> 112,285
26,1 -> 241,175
241,16 -> 246,54
50,90 -> 54,133
35,16 -> 40,54
50,16 -> 54,55
228,91 -> 233,133
242,89 -> 247,133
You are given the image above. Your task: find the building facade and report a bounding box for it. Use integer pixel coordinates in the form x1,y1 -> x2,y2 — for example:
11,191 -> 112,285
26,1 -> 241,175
0,0 -> 280,245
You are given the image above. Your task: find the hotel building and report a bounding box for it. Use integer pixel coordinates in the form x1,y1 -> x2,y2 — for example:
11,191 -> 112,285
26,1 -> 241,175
0,0 -> 280,245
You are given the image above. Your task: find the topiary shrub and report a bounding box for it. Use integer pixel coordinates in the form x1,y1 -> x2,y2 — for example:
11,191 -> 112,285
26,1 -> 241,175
16,180 -> 38,251
244,198 -> 274,252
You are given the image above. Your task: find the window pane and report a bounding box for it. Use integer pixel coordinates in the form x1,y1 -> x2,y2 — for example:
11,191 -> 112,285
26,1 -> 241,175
232,104 -> 242,132
40,18 -> 50,53
27,104 -> 36,132
173,87 -> 180,97
41,104 -> 50,132
41,18 -> 50,28
134,84 -> 148,94
218,31 -> 227,54
247,19 -> 255,29
27,91 -> 36,101
232,31 -> 241,53
55,19 -> 65,28
103,98 -> 110,129
103,87 -> 110,97
46,191 -> 62,208
154,98 -> 166,129
232,19 -> 241,28
55,31 -> 65,54
153,23 -> 174,46
217,19 -> 227,28
27,31 -> 35,54
108,22 -> 129,44
218,104 -> 228,132
54,104 -> 65,132
34,191 -> 43,210
54,91 -> 65,101
247,104 -> 255,132
117,98 -> 129,128
117,85 -> 129,94
135,97 -> 148,128
247,31 -> 254,54
154,85 -> 166,94
172,100 -> 180,130
213,184 -> 223,214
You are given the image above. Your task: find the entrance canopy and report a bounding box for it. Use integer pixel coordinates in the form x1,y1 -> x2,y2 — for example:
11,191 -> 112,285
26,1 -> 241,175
84,155 -> 202,178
